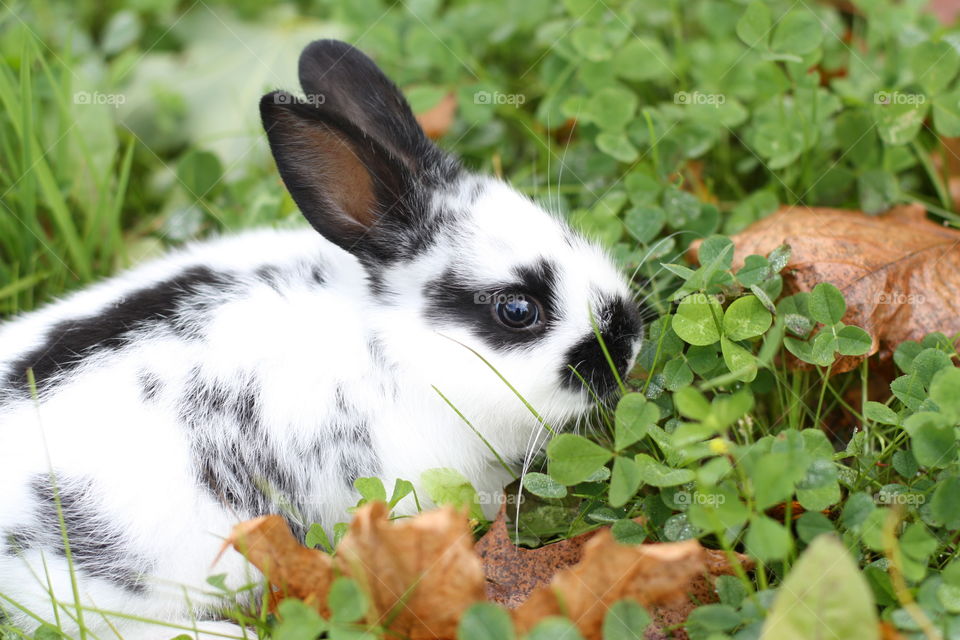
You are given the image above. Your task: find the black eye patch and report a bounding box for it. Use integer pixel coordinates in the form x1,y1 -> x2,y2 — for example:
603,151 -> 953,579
422,258 -> 559,349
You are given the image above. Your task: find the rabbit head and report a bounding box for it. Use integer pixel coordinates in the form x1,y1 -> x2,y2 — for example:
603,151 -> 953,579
260,41 -> 647,459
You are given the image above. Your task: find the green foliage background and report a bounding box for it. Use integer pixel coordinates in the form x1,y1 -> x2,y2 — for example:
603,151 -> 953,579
3,0 -> 960,313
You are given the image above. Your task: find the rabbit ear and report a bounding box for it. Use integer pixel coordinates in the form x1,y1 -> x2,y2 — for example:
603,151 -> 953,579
296,39 -> 449,178
260,90 -> 424,263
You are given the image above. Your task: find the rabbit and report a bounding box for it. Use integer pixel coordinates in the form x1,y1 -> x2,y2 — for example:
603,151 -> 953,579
0,40 -> 646,640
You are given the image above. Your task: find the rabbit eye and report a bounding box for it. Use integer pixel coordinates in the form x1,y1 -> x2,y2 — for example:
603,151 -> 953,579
493,294 -> 543,330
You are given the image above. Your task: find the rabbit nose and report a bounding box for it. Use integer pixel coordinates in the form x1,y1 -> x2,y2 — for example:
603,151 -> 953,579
559,297 -> 645,400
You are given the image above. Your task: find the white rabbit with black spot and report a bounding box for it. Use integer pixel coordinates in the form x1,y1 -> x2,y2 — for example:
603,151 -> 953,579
0,40 -> 646,640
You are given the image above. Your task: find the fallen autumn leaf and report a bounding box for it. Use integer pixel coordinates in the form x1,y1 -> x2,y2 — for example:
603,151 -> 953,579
691,204 -> 960,373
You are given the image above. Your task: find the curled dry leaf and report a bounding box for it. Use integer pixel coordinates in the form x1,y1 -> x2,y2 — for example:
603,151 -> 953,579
683,160 -> 719,205
477,507 -> 752,640
550,117 -> 578,145
416,92 -> 457,139
691,204 -> 960,373
879,620 -> 908,640
512,533 -> 704,636
224,515 -> 333,612
475,505 -> 600,608
933,138 -> 960,208
823,0 -> 953,22
929,0 -> 960,23
647,548 -> 752,640
511,532 -> 753,639
336,501 -> 486,639
227,503 -> 485,639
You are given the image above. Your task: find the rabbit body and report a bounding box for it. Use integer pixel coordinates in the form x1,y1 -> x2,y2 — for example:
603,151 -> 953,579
0,41 -> 644,639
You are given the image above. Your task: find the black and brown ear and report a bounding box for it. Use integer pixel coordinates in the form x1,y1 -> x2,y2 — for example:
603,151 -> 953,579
260,91 -> 411,259
260,41 -> 458,263
296,39 -> 448,175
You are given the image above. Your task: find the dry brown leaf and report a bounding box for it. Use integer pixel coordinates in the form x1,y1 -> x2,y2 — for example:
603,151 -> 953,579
929,0 -> 960,23
475,506 -> 600,608
824,0 -> 954,24
683,160 -> 719,205
335,502 -> 486,640
933,137 -> 960,209
478,507 -> 751,640
549,118 -> 578,145
511,531 -> 753,640
229,504 -> 484,638
512,533 -> 704,636
416,93 -> 457,139
879,620 -> 909,640
640,548 -> 753,640
224,515 -> 333,612
691,204 -> 960,373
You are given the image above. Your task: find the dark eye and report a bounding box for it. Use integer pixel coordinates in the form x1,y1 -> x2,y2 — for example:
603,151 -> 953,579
493,294 -> 543,330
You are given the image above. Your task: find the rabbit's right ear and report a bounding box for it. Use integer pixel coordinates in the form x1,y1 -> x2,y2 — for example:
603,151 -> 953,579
260,91 -> 423,264
260,41 -> 458,265
296,40 -> 450,177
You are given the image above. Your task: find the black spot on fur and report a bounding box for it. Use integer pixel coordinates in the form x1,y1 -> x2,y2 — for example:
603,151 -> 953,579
331,388 -> 381,489
180,369 -> 380,538
402,205 -> 454,260
257,262 -> 325,293
181,369 -> 306,539
338,447 -> 380,489
138,370 -> 163,403
255,266 -> 283,292
507,454 -> 530,469
367,337 -> 400,398
3,528 -> 32,556
332,389 -> 381,487
561,297 -> 643,399
466,179 -> 486,205
422,258 -> 560,350
367,338 -> 388,369
2,267 -> 232,397
26,475 -> 152,594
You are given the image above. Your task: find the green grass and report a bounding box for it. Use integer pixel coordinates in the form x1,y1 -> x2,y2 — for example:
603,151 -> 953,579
0,24 -> 119,310
0,1 -> 298,316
